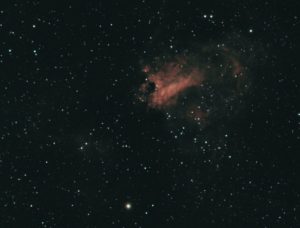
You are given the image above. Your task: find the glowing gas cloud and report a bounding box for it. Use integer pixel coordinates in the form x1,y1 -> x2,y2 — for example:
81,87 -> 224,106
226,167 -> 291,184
137,45 -> 249,126
139,59 -> 204,109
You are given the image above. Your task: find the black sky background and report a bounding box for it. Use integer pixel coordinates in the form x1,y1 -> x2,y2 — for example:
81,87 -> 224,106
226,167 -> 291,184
0,1 -> 299,227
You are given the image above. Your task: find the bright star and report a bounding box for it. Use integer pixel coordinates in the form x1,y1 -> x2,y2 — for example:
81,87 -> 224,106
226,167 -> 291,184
125,202 -> 132,210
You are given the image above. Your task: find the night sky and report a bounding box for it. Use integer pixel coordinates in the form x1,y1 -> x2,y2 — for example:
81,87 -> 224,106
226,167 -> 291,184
1,1 -> 299,227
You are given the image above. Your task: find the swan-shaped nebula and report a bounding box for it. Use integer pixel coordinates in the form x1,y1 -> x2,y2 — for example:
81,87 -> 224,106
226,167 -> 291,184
137,45 -> 250,128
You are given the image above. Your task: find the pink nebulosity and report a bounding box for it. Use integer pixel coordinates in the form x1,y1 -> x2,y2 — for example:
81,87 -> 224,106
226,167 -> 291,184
232,58 -> 242,75
137,46 -> 248,125
140,60 -> 204,109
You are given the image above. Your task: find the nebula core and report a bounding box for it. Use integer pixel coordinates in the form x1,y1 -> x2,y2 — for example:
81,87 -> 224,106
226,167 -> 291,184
137,44 -> 250,128
140,58 -> 204,108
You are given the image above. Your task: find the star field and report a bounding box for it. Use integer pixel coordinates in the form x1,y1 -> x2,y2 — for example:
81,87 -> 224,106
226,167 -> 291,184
0,1 -> 299,227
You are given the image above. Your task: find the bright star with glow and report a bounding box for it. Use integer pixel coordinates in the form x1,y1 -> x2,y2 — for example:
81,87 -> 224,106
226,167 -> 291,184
125,202 -> 132,210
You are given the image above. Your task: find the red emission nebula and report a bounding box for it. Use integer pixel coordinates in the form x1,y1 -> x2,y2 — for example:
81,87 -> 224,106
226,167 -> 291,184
140,59 -> 204,108
137,47 -> 247,125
